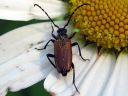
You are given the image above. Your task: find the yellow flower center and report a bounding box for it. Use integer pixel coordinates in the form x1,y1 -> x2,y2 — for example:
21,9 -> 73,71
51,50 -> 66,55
69,0 -> 128,51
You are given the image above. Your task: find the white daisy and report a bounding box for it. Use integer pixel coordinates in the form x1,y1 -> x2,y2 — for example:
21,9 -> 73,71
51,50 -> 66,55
0,0 -> 128,96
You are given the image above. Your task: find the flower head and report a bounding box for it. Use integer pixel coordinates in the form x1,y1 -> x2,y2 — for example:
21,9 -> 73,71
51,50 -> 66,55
70,0 -> 128,51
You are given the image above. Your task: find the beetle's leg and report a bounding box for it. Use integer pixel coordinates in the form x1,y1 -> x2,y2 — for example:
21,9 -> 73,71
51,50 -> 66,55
72,63 -> 80,94
51,24 -> 57,39
68,32 -> 76,39
72,42 -> 89,61
47,54 -> 56,68
35,39 -> 55,50
43,39 -> 55,49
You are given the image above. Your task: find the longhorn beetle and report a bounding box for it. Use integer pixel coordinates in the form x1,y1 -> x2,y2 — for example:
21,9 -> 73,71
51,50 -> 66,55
34,3 -> 89,93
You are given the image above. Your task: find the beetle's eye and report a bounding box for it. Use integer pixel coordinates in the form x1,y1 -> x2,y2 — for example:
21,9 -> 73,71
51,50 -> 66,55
61,28 -> 67,34
57,29 -> 61,33
63,29 -> 67,33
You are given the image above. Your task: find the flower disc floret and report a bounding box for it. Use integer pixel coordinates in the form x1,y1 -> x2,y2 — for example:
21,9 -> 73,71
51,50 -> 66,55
70,0 -> 128,50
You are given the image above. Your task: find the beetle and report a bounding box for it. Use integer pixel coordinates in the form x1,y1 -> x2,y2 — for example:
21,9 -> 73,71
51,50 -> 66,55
34,3 -> 89,93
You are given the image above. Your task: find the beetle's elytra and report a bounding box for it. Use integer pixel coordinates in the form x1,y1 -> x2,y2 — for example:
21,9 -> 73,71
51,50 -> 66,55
34,3 -> 89,93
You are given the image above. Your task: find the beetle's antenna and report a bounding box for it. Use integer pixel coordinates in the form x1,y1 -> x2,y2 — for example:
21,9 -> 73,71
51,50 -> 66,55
34,4 -> 59,29
64,3 -> 89,28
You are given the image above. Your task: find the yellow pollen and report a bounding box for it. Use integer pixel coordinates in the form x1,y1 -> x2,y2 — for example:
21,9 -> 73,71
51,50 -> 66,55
69,0 -> 128,51
125,31 -> 128,35
115,19 -> 119,24
115,25 -> 119,30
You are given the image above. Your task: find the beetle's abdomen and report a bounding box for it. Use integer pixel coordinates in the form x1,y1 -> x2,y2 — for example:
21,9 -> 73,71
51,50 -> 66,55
54,39 -> 72,73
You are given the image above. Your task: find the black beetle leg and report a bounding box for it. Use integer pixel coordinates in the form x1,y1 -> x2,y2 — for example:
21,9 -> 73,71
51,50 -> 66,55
43,39 -> 55,49
35,39 -> 55,50
51,23 -> 57,39
68,32 -> 76,39
72,42 -> 89,61
47,54 -> 56,68
72,63 -> 80,94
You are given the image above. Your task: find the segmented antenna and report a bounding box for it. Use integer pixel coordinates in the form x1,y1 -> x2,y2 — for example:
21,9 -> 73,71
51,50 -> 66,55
64,3 -> 89,28
34,4 -> 59,29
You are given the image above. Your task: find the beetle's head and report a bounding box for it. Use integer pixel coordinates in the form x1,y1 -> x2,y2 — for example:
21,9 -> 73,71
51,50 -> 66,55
57,28 -> 67,36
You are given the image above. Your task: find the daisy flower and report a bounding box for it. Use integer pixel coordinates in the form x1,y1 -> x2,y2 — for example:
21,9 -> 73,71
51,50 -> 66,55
0,0 -> 128,96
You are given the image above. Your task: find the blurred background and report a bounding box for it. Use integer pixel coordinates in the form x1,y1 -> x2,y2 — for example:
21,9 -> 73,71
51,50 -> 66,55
0,19 -> 50,96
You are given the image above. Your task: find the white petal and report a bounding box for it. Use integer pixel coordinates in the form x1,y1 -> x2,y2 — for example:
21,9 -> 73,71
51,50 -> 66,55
0,49 -> 52,91
9,45 -> 55,91
0,22 -> 50,64
0,21 -> 65,95
31,0 -> 66,20
9,66 -> 53,92
0,0 -> 66,21
102,51 -> 128,96
0,84 -> 10,96
75,50 -> 116,96
44,44 -> 98,95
